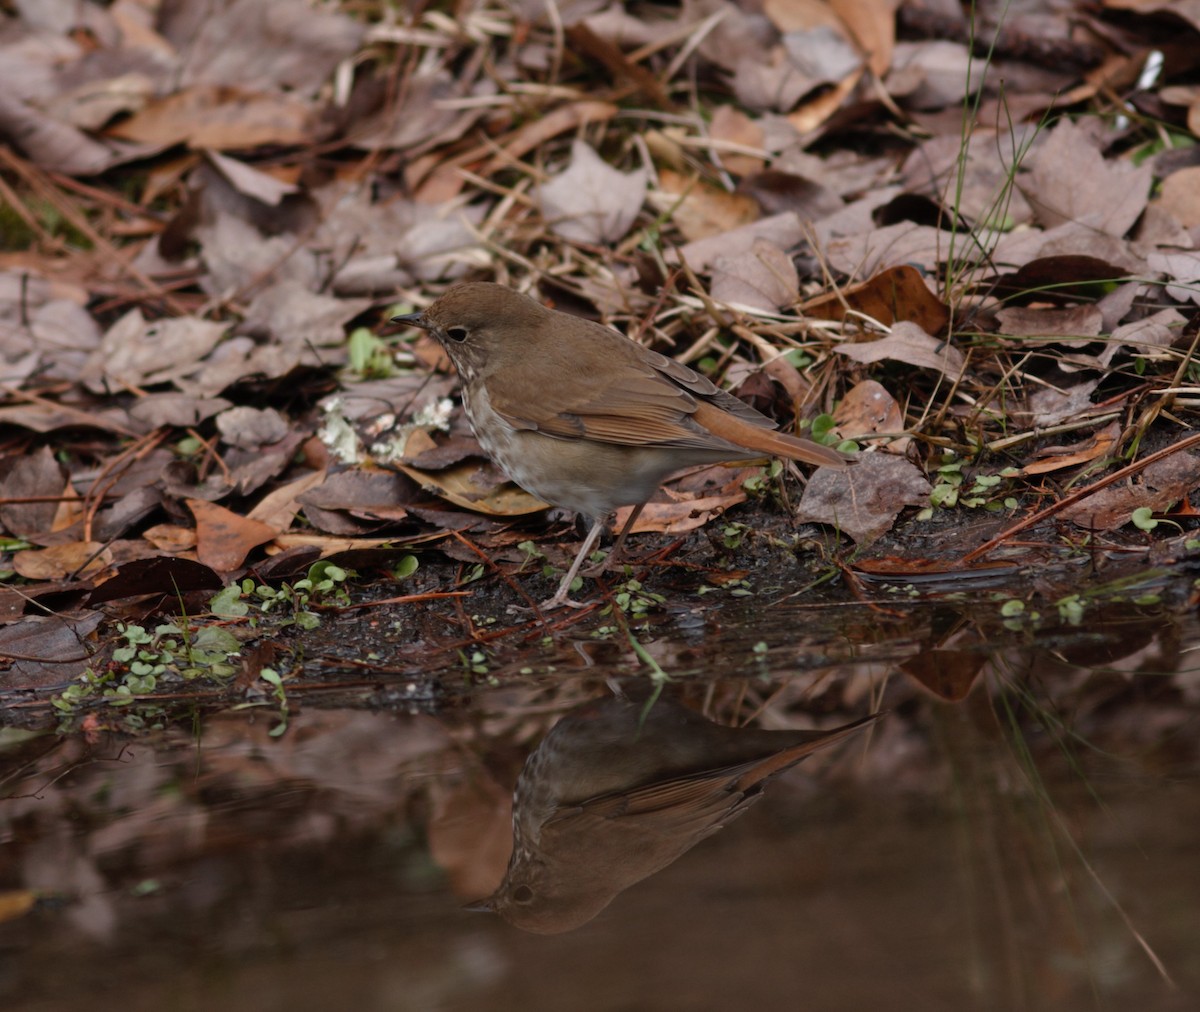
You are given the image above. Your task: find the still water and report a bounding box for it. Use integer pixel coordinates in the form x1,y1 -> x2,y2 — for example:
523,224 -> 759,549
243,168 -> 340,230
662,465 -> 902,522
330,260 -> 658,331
2,586 -> 1197,1011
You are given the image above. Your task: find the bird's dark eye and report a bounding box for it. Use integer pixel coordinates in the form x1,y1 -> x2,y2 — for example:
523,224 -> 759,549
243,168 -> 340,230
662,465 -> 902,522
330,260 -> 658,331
512,885 -> 534,904
446,326 -> 468,343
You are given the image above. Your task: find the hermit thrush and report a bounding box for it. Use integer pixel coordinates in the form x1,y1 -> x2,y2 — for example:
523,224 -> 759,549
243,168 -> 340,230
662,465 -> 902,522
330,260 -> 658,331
474,693 -> 880,933
394,283 -> 848,607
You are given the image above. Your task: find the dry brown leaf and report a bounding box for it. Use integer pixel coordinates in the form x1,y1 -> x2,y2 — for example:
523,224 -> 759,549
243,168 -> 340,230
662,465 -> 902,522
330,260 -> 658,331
1022,119 -> 1152,238
652,170 -> 760,242
822,221 -> 951,279
1024,379 -> 1100,427
247,469 -> 329,532
81,310 -> 227,394
737,170 -> 844,221
205,151 -> 299,206
673,212 -> 804,273
1154,165 -> 1200,227
478,101 -> 619,176
0,612 -> 102,689
1102,308 -> 1185,366
538,140 -> 648,245
763,0 -> 845,33
1147,252 -> 1200,306
1103,0 -> 1200,33
188,499 -> 279,572
142,524 -> 198,553
994,305 -> 1105,345
836,321 -> 966,379
172,0 -> 364,96
886,41 -> 972,110
13,541 -> 112,581
802,265 -> 949,333
0,91 -> 152,174
1023,422 -> 1121,476
795,453 -> 930,543
711,238 -> 799,310
0,446 -> 67,540
733,48 -> 816,113
786,66 -> 862,132
615,491 -> 749,536
1060,452 -> 1200,531
394,462 -> 548,517
833,379 -> 909,453
831,0 -> 897,77
108,85 -> 312,149
708,105 -> 766,176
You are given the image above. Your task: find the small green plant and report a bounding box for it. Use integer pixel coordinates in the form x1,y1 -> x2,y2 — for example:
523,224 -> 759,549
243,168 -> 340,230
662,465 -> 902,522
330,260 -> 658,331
742,459 -> 783,496
459,648 -> 489,675
258,668 -> 289,737
347,327 -> 397,378
1055,594 -> 1085,625
391,554 -> 420,580
518,540 -> 546,572
1131,507 -> 1182,534
610,578 -> 665,619
53,621 -> 242,715
921,458 -> 1021,517
722,522 -> 751,549
216,561 -> 354,630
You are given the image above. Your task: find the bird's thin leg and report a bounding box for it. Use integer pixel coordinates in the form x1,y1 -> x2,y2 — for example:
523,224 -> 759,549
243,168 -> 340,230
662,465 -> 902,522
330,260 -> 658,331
581,502 -> 646,577
542,517 -> 606,610
612,502 -> 645,560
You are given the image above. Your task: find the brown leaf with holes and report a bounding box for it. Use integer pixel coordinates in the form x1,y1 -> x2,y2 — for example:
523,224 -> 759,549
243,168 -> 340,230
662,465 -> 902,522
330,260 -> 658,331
796,453 -> 930,543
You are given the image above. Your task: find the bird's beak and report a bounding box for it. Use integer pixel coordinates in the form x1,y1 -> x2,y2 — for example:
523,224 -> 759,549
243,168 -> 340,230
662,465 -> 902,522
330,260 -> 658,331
461,898 -> 495,914
391,310 -> 427,329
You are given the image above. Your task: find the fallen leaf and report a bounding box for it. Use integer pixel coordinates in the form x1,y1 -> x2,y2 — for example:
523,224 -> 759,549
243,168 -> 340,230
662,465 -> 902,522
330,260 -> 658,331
833,379 -> 909,453
394,462 -> 549,517
802,264 -> 949,333
13,541 -> 112,581
188,499 -> 279,572
537,140 -> 648,245
672,212 -> 805,273
0,446 -> 67,540
1023,421 -> 1121,475
994,305 -> 1105,346
835,321 -> 966,379
82,310 -> 228,394
651,170 -> 760,242
1022,118 -> 1152,238
1060,452 -> 1200,531
796,453 -> 931,543
1147,251 -> 1200,306
215,406 -> 290,450
0,612 -> 102,690
108,85 -> 313,149
205,151 -> 299,206
87,557 -> 223,605
615,489 -> 750,536
711,238 -> 799,310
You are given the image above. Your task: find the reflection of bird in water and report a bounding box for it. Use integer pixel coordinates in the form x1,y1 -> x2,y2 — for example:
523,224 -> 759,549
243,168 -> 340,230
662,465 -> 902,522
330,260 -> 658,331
476,693 -> 881,934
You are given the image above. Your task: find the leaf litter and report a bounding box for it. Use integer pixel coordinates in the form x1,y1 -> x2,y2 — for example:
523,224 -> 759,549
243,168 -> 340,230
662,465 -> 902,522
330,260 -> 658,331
0,0 -> 1197,723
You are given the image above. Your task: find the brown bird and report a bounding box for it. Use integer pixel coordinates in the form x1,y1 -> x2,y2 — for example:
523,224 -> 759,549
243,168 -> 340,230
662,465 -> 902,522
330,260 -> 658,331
474,693 -> 881,934
394,282 -> 848,608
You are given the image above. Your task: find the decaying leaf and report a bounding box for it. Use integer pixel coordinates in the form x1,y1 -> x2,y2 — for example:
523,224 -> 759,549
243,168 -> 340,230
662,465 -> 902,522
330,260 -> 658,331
538,140 -> 648,245
796,453 -> 931,544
